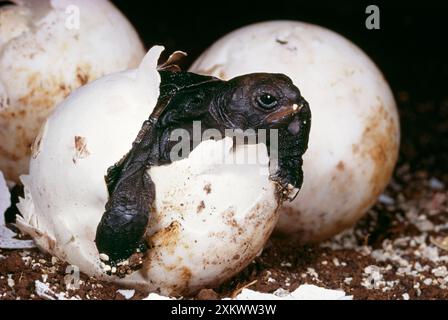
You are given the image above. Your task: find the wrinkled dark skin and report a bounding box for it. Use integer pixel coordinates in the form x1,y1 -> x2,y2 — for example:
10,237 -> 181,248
95,70 -> 311,265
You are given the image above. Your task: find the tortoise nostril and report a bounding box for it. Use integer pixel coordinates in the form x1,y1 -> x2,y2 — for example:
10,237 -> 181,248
298,99 -> 310,113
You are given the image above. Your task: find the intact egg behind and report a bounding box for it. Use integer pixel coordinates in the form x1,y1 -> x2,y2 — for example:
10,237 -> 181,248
0,0 -> 145,183
190,21 -> 400,242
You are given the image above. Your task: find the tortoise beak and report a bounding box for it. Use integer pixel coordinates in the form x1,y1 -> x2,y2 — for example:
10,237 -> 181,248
264,101 -> 306,125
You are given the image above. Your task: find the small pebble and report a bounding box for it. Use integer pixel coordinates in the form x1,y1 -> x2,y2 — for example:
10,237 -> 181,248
7,275 -> 15,288
99,253 -> 110,262
116,289 -> 135,300
429,178 -> 444,190
280,262 -> 292,267
197,288 -> 219,300
379,194 -> 395,205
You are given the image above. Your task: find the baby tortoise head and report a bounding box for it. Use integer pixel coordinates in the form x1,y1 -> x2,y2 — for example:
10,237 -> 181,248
214,73 -> 308,130
157,72 -> 311,196
95,70 -> 311,266
158,72 -> 309,134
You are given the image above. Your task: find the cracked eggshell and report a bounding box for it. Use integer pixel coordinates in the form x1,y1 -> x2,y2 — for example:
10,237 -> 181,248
0,0 -> 145,183
0,170 -> 35,249
16,46 -> 280,296
190,21 -> 400,242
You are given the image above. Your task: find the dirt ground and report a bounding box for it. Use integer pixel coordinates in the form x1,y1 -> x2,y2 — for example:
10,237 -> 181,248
1,91 -> 447,300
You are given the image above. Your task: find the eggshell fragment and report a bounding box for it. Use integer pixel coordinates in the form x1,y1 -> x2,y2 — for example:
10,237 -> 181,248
230,284 -> 352,300
17,46 -> 280,296
190,21 -> 400,242
0,0 -> 145,182
0,172 -> 10,217
0,170 -> 35,249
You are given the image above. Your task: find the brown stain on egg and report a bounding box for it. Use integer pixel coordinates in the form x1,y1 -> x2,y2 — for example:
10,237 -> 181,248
17,72 -> 70,108
203,183 -> 212,194
355,102 -> 399,219
180,267 -> 192,285
76,65 -> 91,86
0,144 -> 20,161
72,136 -> 90,164
0,104 -> 53,181
222,210 -> 237,227
336,161 -> 345,171
0,64 -> 97,182
196,200 -> 205,213
169,267 -> 194,296
31,122 -> 47,159
148,221 -> 181,256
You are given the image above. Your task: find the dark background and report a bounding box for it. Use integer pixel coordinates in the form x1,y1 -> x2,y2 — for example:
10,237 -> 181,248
112,0 -> 448,176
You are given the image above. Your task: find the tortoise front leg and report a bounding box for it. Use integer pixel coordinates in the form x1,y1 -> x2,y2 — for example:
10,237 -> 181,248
95,113 -> 161,266
270,127 -> 304,200
95,165 -> 155,265
269,105 -> 311,201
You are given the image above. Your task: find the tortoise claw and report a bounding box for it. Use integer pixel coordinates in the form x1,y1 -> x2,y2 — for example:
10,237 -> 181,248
270,172 -> 300,201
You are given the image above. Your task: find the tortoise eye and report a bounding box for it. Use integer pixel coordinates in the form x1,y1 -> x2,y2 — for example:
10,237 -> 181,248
257,93 -> 278,110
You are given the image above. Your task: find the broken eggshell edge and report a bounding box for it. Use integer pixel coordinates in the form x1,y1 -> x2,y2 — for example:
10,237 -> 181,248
16,46 -> 280,296
0,170 -> 36,249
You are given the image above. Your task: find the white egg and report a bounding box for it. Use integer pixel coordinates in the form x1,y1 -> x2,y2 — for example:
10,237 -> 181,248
16,47 -> 280,296
190,21 -> 400,242
0,0 -> 145,183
